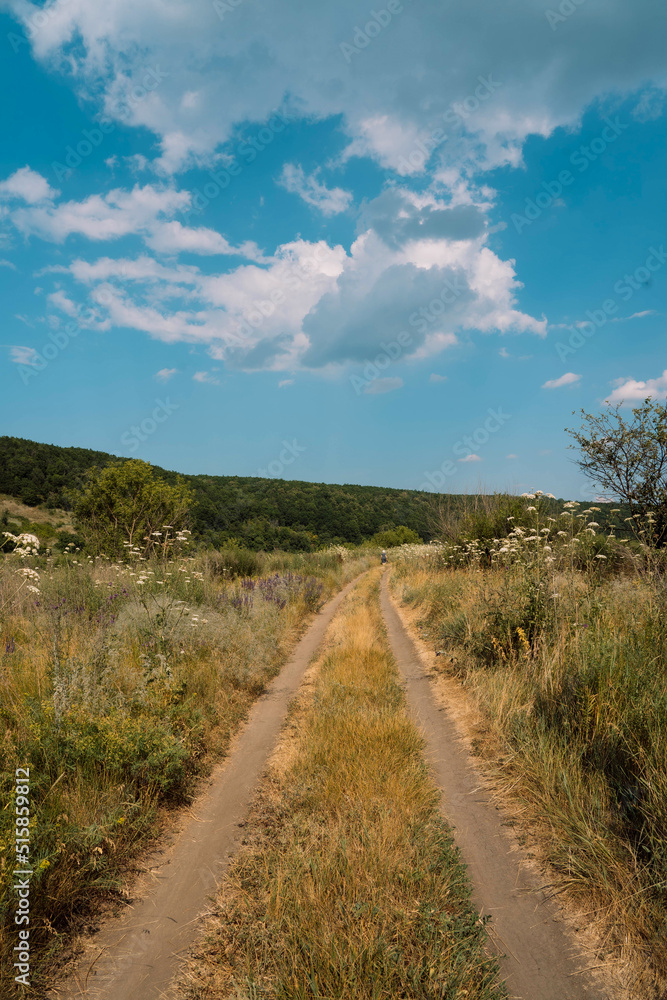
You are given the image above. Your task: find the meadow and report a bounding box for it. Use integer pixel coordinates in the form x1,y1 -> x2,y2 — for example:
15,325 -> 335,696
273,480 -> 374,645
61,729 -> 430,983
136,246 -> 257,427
0,531 -> 370,994
390,494 -> 667,998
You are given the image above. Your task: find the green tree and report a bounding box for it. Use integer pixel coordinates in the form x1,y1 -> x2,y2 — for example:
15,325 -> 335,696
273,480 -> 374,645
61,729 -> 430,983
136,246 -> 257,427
73,460 -> 194,556
372,525 -> 422,548
568,399 -> 667,546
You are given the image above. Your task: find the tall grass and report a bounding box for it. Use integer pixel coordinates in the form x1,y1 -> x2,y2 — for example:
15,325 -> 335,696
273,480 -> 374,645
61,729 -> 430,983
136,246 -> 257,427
390,498 -> 667,998
182,573 -> 505,1000
0,541 -> 370,995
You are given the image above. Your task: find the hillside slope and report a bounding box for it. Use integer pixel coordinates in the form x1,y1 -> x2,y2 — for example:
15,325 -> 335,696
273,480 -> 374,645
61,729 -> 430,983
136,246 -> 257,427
0,436 -> 441,549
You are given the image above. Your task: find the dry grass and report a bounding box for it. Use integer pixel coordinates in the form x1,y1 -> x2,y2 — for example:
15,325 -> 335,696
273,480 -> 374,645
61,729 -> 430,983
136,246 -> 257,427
390,561 -> 667,1000
0,545 -> 371,995
182,572 -> 505,1000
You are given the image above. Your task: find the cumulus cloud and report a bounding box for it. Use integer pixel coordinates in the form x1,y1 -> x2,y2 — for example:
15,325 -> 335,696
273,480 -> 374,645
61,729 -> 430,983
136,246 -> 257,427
7,0 -> 667,180
278,164 -> 352,216
458,453 -> 482,462
605,370 -> 667,404
0,167 -> 57,204
542,372 -> 581,389
155,367 -> 178,380
10,184 -> 189,242
25,178 -> 545,371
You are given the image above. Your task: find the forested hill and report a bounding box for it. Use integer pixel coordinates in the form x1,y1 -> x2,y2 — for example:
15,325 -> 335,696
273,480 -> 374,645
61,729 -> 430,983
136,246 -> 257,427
0,436 -> 439,549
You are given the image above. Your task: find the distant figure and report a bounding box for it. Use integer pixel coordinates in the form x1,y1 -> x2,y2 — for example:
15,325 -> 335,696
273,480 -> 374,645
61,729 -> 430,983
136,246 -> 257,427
381,549 -> 387,564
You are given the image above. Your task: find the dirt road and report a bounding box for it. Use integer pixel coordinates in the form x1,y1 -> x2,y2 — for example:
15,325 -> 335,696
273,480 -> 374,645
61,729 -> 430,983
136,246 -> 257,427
380,570 -> 613,1000
52,569 -> 617,1000
50,574 -> 363,1000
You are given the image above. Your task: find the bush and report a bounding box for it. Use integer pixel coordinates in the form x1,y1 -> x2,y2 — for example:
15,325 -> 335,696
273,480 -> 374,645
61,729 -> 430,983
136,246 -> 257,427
204,546 -> 264,579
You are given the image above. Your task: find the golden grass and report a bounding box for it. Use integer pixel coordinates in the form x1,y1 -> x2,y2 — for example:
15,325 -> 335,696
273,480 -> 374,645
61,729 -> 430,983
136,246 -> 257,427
391,562 -> 667,1000
0,548 -> 372,995
182,572 -> 505,1000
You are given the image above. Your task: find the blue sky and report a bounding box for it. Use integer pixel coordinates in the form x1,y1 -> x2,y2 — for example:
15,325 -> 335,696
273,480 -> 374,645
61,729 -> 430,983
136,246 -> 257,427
0,0 -> 665,500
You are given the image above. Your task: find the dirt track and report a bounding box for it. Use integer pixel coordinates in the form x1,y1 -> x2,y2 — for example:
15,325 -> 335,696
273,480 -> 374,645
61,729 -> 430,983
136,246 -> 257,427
52,569 -> 617,999
380,569 -> 613,1000
50,574 -> 363,1000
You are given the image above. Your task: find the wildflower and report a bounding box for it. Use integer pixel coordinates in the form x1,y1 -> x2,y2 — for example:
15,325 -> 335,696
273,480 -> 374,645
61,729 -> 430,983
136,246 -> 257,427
587,522 -> 600,528
595,554 -> 607,560
526,506 -> 537,512
516,627 -> 531,655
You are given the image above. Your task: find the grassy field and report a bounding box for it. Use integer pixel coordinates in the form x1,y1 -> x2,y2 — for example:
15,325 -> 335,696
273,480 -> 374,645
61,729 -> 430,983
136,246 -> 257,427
390,497 -> 667,999
0,537 -> 370,994
183,572 -> 505,1000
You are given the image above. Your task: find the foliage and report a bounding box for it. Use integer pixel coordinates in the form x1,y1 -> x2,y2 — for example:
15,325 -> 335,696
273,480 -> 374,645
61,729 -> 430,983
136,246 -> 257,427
371,524 -> 422,547
0,436 -> 438,549
568,399 -> 667,546
72,459 -> 194,557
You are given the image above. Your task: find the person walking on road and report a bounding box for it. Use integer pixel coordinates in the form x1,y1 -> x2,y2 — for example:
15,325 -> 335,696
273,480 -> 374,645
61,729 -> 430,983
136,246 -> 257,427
381,549 -> 387,564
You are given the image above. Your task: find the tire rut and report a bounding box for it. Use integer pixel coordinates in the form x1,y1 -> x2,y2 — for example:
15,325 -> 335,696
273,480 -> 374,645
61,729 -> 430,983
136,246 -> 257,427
50,574 -> 364,1000
379,570 -> 614,1000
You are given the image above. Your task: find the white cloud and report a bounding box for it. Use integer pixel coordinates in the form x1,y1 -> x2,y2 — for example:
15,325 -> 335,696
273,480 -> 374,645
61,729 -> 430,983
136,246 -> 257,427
506,453 -> 518,459
278,164 -> 353,216
9,345 -> 40,365
0,167 -> 57,204
33,183 -> 545,372
605,370 -> 667,404
0,259 -> 17,269
365,377 -> 403,394
7,0 -> 667,181
458,453 -> 482,462
155,367 -> 178,380
542,372 -> 581,389
278,378 -> 294,387
10,184 -> 189,242
429,373 -> 447,382
144,220 -> 254,257
193,370 -> 220,384
625,310 -> 655,321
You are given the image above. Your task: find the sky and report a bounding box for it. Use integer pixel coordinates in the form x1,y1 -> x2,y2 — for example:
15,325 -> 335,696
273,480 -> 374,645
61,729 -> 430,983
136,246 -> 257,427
0,0 -> 665,500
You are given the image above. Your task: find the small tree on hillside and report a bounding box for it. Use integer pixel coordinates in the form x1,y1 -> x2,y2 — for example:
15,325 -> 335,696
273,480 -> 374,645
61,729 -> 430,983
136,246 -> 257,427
371,525 -> 422,548
73,460 -> 194,557
567,399 -> 667,546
